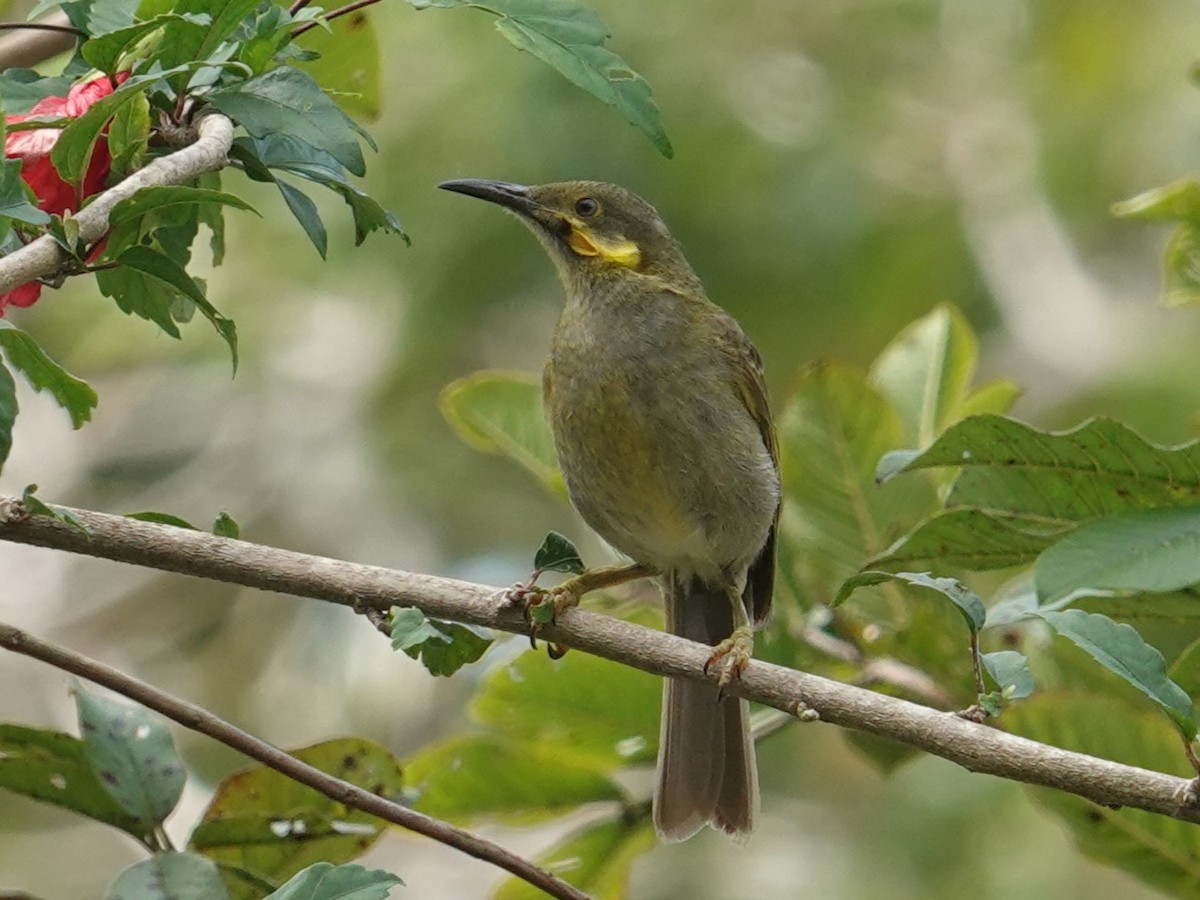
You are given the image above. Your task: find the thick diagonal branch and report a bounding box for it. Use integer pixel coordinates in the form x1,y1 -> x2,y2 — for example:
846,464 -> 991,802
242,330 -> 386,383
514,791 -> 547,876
1,494 -> 1198,825
0,113 -> 235,296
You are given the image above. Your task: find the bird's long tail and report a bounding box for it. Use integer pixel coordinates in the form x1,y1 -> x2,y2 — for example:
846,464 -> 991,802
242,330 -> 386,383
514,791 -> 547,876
653,572 -> 758,841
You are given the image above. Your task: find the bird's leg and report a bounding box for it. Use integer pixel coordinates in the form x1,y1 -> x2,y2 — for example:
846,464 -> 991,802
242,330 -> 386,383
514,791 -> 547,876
704,584 -> 754,688
504,561 -> 658,658
505,562 -> 658,624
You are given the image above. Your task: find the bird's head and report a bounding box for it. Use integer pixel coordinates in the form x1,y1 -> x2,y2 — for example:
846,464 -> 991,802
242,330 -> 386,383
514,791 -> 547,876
438,179 -> 696,289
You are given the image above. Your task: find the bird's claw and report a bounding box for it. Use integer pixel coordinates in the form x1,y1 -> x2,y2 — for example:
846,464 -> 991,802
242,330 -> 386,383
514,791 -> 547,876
497,579 -> 579,655
704,626 -> 754,689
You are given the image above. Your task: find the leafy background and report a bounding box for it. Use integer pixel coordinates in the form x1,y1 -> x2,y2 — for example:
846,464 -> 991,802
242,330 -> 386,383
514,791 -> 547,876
4,0 -> 1200,897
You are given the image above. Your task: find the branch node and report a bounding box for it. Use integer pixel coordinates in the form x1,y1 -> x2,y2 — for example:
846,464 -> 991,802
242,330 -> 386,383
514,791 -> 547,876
0,496 -> 27,525
792,699 -> 820,722
1176,777 -> 1200,810
360,605 -> 391,638
954,705 -> 990,724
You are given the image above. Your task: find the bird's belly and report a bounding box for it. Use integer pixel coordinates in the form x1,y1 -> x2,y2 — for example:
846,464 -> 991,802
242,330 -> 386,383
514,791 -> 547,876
547,370 -> 777,577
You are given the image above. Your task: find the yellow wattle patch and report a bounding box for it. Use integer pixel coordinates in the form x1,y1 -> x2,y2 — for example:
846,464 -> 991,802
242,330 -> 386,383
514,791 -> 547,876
567,227 -> 642,269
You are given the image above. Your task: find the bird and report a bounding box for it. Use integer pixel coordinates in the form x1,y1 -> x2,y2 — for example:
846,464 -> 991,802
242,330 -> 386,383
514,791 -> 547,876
439,178 -> 780,841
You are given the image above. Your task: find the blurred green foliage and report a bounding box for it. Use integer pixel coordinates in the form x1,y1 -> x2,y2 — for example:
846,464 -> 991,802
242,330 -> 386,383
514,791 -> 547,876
8,0 -> 1200,898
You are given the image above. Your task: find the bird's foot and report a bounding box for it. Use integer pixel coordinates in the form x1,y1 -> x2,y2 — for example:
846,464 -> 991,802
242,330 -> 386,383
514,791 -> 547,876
499,577 -> 582,657
704,625 -> 755,688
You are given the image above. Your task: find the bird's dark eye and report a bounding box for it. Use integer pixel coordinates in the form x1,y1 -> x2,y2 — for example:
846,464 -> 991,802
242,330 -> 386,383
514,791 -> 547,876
574,197 -> 599,217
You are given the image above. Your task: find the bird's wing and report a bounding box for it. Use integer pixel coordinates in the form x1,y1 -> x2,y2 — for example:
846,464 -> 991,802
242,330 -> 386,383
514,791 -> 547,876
711,310 -> 779,626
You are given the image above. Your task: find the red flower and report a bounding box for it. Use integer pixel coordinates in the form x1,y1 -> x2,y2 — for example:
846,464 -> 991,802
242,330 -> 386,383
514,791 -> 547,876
0,73 -> 128,314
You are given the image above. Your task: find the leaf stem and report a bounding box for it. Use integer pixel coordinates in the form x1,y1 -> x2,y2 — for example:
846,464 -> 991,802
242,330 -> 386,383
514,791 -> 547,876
1184,738 -> 1200,778
291,0 -> 383,38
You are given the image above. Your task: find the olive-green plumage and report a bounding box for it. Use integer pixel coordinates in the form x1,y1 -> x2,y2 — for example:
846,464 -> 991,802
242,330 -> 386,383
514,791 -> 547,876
440,178 -> 780,840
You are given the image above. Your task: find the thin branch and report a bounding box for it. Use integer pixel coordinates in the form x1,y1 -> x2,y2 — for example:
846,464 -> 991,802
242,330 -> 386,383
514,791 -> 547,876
0,620 -> 587,900
2,494 -> 1199,824
0,11 -> 77,69
0,113 -> 235,296
292,0 -> 384,38
0,22 -> 85,36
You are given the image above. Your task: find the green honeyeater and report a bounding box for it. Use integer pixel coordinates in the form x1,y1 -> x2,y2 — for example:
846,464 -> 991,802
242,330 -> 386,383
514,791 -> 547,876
440,179 -> 780,840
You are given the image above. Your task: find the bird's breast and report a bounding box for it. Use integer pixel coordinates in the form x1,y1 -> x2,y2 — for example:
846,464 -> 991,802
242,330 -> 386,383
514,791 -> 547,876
543,300 -> 777,576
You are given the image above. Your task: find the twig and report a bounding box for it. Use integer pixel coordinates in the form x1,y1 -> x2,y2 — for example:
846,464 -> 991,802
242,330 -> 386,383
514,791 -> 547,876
1,496 -> 1199,825
0,114 -> 235,296
0,23 -> 85,36
0,11 -> 77,68
0,620 -> 588,900
292,0 -> 384,38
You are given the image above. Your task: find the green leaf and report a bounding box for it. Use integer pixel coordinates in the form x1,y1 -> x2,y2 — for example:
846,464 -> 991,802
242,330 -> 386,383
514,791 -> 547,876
868,508 -> 1067,573
981,650 -> 1034,699
108,186 -> 258,229
471,623 -> 660,767
79,12 -> 207,72
389,607 -> 492,676
0,71 -> 73,115
50,81 -> 148,186
190,0 -> 264,61
495,816 -> 655,900
1113,176 -> 1200,225
105,852 -> 230,900
112,245 -> 238,371
1162,224 -> 1200,307
0,157 -> 51,225
1038,609 -> 1196,737
411,0 -> 671,157
69,0 -> 141,36
776,362 -> 937,607
0,360 -> 17,474
239,134 -> 404,245
139,0 -> 253,70
1073,591 -> 1200,622
21,484 -> 89,533
264,864 -> 402,900
95,254 -> 181,338
405,736 -> 623,823
275,179 -> 328,258
297,11 -> 381,120
212,511 -> 239,538
324,180 -> 405,246
107,89 -> 150,177
0,321 -> 98,428
868,304 -> 979,448
878,415 -> 1200,522
190,738 -> 402,886
1005,693 -> 1200,896
1036,506 -> 1200,603
196,171 -> 229,265
534,530 -> 584,575
0,724 -> 145,840
957,378 -> 1022,420
834,570 -> 986,634
125,511 -> 199,529
74,682 -> 186,829
208,66 -> 368,176
440,370 -> 564,496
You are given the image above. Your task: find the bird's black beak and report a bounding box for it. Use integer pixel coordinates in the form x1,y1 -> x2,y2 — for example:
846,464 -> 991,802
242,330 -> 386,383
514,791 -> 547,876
438,179 -> 540,217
